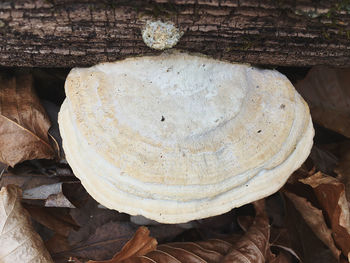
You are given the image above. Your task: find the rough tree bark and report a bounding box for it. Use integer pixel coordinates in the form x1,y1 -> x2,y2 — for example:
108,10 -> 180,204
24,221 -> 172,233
0,0 -> 349,67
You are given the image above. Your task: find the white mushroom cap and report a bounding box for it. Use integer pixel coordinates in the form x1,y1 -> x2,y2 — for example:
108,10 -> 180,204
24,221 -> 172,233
58,52 -> 314,223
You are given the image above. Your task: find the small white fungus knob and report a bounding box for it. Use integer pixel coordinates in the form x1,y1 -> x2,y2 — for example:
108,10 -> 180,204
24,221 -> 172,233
142,20 -> 183,50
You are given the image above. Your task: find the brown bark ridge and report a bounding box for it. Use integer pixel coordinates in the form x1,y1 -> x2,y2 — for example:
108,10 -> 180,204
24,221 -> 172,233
0,0 -> 349,67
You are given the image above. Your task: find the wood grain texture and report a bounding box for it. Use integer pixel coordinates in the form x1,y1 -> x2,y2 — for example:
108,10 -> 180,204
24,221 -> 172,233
0,0 -> 350,67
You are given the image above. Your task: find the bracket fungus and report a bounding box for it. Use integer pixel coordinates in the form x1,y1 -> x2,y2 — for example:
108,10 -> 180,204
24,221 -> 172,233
58,52 -> 314,223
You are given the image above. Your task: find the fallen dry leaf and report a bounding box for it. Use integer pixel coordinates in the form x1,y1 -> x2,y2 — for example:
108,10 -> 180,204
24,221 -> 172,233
23,182 -> 77,208
269,251 -> 293,263
25,206 -> 79,238
284,191 -> 341,259
53,196 -> 184,262
45,191 -> 75,208
68,197 -> 130,246
0,170 -> 59,190
283,194 -> 338,263
300,172 -> 350,260
0,73 -> 56,167
0,164 -> 81,210
86,200 -> 275,263
193,209 -> 237,240
88,227 -> 157,263
53,221 -> 138,262
296,66 -> 350,137
46,233 -> 72,255
0,185 -> 53,262
221,200 -> 273,262
42,100 -> 63,158
270,227 -> 300,262
22,206 -> 79,256
335,145 -> 350,206
20,206 -> 79,257
309,146 -> 338,176
26,192 -> 131,262
4,159 -> 73,178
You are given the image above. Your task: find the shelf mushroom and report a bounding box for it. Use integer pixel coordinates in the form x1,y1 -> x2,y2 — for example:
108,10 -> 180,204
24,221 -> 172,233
58,52 -> 314,223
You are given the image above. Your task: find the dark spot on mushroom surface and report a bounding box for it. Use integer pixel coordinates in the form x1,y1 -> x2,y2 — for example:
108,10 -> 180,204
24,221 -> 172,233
257,130 -> 262,133
256,85 -> 259,88
161,116 -> 165,122
280,104 -> 285,109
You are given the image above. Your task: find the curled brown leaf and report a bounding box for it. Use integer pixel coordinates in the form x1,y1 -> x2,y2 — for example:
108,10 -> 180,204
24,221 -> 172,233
88,227 -> 157,263
284,191 -> 341,259
0,185 -> 53,262
0,73 -> 56,167
300,172 -> 350,260
284,194 -> 338,263
335,145 -> 350,206
88,200 -> 274,263
54,221 -> 138,262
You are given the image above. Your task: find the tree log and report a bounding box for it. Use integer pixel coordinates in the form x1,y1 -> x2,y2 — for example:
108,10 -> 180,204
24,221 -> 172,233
0,0 -> 350,67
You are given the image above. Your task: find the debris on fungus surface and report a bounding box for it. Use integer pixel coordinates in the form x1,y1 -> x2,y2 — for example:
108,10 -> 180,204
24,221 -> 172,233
141,20 -> 183,50
58,52 -> 314,224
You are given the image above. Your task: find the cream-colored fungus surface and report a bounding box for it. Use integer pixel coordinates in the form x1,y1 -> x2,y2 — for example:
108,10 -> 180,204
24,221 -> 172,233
59,52 -> 314,223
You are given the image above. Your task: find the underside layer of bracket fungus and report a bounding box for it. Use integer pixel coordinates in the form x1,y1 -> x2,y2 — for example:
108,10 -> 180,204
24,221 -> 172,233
58,52 -> 314,223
